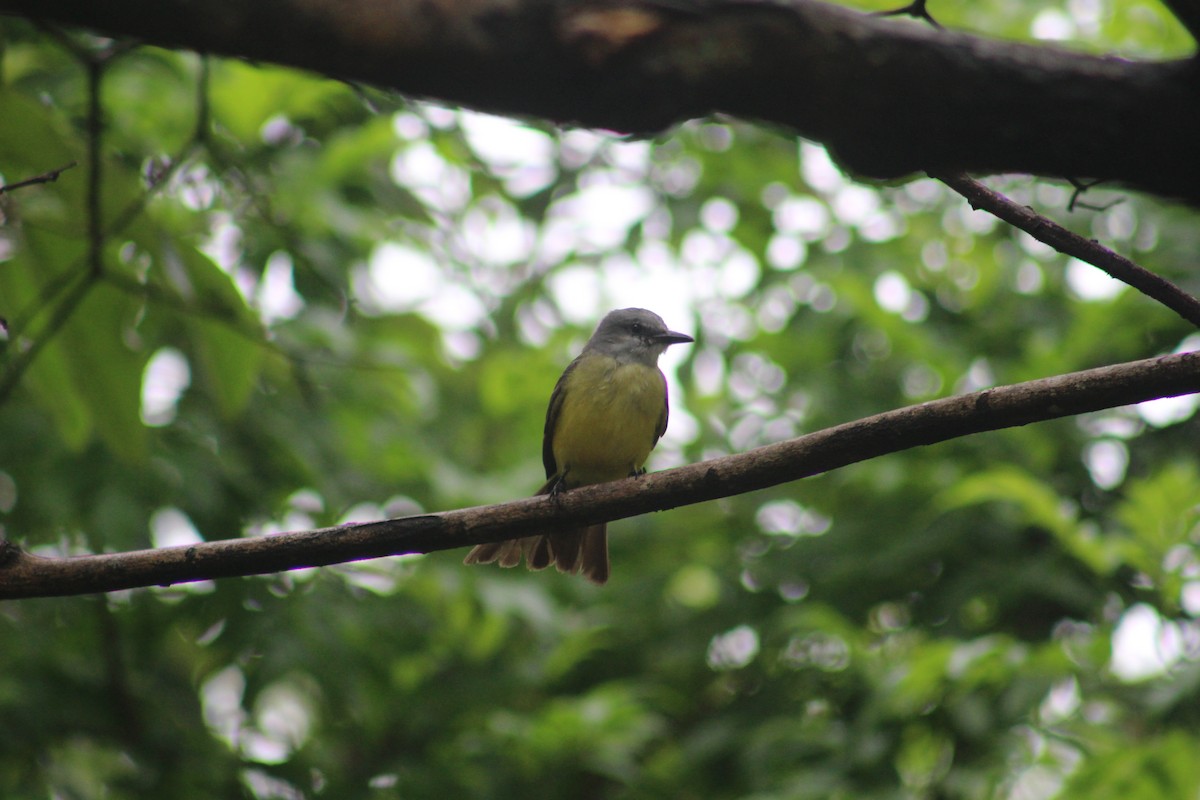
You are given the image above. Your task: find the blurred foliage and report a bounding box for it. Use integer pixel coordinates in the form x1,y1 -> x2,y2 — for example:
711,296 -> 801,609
2,4 -> 1200,799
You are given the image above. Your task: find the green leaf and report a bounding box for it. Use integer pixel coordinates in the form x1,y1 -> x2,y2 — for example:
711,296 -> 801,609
1,233 -> 93,449
937,466 -> 1119,575
1114,461 -> 1200,559
208,61 -> 355,143
0,86 -> 76,172
1109,462 -> 1200,603
1060,730 -> 1200,800
20,323 -> 93,451
174,245 -> 264,417
56,282 -> 149,461
938,467 -> 1073,537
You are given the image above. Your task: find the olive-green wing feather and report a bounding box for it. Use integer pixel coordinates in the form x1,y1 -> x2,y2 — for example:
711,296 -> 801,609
651,370 -> 670,449
542,357 -> 579,479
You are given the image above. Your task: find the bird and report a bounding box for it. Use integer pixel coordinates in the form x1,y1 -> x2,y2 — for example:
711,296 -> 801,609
464,308 -> 693,584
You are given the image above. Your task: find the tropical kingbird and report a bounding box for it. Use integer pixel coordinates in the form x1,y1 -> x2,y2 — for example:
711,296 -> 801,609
464,308 -> 693,584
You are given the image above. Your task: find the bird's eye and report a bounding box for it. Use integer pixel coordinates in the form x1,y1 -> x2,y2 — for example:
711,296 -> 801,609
630,322 -> 643,335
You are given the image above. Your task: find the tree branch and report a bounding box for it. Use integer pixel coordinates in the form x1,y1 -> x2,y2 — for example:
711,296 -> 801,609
933,172 -> 1200,328
0,272 -> 98,405
85,56 -> 104,278
0,161 -> 77,194
1,0 -> 1198,201
3,350 -> 1198,599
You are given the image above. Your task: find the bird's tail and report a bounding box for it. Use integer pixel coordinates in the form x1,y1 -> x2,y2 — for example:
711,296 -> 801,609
463,474 -> 611,584
462,523 -> 609,585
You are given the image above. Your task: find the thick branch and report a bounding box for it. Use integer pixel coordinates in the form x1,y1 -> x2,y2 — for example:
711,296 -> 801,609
3,350 -> 1198,599
2,0 -> 1198,201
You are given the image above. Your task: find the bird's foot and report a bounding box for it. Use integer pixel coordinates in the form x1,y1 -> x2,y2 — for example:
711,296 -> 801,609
548,472 -> 569,501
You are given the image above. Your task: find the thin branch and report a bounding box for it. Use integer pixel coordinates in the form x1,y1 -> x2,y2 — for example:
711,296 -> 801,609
4,254 -> 87,343
0,275 -> 98,402
95,601 -> 144,745
193,55 -> 211,142
86,57 -> 105,278
3,349 -> 1199,599
101,272 -> 386,375
932,172 -> 1200,329
0,162 -> 78,194
1065,177 -> 1121,212
0,273 -> 98,405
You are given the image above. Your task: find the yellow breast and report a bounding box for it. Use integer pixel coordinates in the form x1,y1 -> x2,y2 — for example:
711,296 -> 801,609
551,355 -> 666,487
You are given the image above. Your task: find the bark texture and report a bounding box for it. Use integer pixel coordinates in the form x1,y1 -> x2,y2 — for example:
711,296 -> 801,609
1,0 -> 1198,201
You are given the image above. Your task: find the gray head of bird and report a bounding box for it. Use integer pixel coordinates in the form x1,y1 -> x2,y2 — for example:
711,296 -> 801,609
584,308 -> 694,365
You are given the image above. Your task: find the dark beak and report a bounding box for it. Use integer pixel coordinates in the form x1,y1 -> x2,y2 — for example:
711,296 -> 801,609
654,329 -> 694,346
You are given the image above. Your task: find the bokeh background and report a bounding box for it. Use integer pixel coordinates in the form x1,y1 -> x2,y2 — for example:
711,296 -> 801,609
2,2 -> 1200,797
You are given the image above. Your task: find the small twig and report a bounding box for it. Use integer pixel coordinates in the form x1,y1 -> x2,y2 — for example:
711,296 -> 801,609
932,171 -> 1200,329
0,162 -> 79,195
194,55 -> 211,142
872,0 -> 943,29
95,601 -> 145,745
1069,196 -> 1123,214
0,273 -> 99,405
1065,177 -> 1122,213
86,58 -> 105,278
4,264 -> 87,344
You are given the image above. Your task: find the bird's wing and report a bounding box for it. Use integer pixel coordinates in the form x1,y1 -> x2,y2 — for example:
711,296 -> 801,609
542,357 -> 579,479
651,369 -> 669,449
